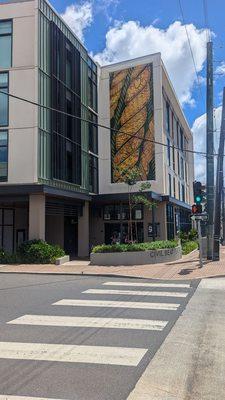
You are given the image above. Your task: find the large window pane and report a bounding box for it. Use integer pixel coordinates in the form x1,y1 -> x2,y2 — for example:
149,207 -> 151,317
0,73 -> 8,127
0,36 -> 12,68
0,21 -> 12,35
0,21 -> 12,68
0,89 -> 8,126
0,131 -> 8,181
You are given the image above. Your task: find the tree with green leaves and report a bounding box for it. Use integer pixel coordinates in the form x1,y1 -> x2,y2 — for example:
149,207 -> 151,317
115,166 -> 156,243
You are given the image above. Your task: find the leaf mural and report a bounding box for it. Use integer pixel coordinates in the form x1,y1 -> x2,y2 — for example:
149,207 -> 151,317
110,63 -> 155,182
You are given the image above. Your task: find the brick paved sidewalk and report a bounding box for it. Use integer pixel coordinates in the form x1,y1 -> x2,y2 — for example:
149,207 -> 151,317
0,247 -> 224,280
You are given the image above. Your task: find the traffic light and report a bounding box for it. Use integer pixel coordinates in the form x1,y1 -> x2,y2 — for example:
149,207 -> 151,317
193,181 -> 203,204
192,204 -> 202,214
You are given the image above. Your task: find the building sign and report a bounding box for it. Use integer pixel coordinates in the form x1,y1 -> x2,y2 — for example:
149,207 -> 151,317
110,63 -> 155,182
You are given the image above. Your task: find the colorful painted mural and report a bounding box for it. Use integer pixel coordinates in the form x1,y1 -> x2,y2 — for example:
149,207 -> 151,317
110,62 -> 155,182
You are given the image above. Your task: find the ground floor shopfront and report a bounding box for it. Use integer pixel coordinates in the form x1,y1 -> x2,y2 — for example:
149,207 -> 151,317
90,194 -> 192,248
0,185 -> 90,258
0,187 -> 191,258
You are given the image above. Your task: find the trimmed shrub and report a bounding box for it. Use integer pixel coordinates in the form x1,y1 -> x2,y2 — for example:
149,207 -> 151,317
92,240 -> 178,254
17,240 -> 65,264
182,241 -> 198,255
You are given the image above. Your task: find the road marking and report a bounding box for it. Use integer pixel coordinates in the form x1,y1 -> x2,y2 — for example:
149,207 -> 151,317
0,396 -> 66,400
83,289 -> 188,298
0,342 -> 147,366
53,299 -> 180,310
103,281 -> 190,289
8,315 -> 168,331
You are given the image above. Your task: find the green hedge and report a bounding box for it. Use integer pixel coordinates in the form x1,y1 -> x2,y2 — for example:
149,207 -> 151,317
182,241 -> 198,255
0,240 -> 65,264
92,240 -> 178,254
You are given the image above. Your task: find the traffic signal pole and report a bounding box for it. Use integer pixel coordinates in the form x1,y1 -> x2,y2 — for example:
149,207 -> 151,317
213,87 -> 225,260
206,41 -> 214,260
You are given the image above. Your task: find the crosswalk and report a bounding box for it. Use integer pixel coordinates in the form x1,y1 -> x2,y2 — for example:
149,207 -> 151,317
0,278 -> 193,400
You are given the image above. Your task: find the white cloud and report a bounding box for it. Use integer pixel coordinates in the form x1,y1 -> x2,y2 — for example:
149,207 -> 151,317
94,20 -> 208,106
61,2 -> 93,42
192,106 -> 222,182
215,61 -> 225,76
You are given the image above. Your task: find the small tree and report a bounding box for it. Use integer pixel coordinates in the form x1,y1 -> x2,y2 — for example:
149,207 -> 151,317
114,166 -> 156,242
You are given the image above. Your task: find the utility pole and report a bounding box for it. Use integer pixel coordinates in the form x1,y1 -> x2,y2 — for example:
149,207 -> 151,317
206,41 -> 214,259
213,88 -> 225,259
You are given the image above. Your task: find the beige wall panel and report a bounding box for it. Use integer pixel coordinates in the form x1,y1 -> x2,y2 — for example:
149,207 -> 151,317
13,15 -> 35,68
8,128 -> 37,183
9,68 -> 36,129
0,1 -> 35,20
29,194 -> 45,240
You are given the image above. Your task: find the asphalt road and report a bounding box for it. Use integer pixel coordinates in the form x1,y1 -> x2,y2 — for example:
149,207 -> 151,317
0,274 -> 199,400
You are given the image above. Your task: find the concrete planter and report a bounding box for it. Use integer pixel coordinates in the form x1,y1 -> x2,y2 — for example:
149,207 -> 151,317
55,255 -> 70,265
90,246 -> 182,266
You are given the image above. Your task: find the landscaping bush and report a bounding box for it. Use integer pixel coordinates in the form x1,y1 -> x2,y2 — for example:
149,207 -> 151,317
182,241 -> 198,255
179,229 -> 198,243
17,240 -> 65,264
92,240 -> 178,254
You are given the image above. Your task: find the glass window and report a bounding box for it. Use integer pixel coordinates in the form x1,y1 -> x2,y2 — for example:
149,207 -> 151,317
0,20 -> 12,68
0,131 -> 8,181
166,102 -> 170,134
132,204 -> 143,220
167,138 -> 171,166
168,174 -> 172,196
89,111 -> 98,154
0,73 -> 9,127
89,154 -> 98,193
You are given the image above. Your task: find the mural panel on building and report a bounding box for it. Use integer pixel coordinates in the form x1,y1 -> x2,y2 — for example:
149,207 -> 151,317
110,62 -> 155,182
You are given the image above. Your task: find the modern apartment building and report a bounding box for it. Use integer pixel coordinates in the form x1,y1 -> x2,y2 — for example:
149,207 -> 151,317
0,0 -> 194,257
0,0 -> 98,257
90,54 -> 194,246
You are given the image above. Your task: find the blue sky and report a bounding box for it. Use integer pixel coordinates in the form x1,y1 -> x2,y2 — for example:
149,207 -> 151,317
51,0 -> 225,128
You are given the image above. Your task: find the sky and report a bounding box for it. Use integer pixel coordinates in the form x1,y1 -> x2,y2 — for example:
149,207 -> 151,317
5,0 -> 225,181
53,0 -> 225,182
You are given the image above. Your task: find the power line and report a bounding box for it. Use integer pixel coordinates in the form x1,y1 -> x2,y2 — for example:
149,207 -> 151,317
0,89 -> 218,158
178,0 -> 205,102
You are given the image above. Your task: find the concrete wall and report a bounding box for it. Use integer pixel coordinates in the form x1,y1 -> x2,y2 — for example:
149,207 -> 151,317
0,0 -> 38,185
28,194 -> 45,240
161,66 -> 194,205
91,246 -> 182,266
98,53 -> 165,195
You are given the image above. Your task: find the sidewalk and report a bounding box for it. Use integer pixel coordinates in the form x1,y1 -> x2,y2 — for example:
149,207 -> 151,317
0,247 -> 224,280
127,278 -> 225,399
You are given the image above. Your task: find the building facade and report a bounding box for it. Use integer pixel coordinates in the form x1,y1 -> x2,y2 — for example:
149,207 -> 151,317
0,0 -> 194,257
90,54 -> 194,246
0,0 -> 98,257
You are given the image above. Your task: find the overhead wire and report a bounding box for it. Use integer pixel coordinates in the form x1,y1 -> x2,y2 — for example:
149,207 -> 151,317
0,89 -> 210,158
178,0 -> 205,103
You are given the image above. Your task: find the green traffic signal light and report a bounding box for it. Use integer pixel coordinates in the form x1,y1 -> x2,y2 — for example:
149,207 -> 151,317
195,194 -> 203,204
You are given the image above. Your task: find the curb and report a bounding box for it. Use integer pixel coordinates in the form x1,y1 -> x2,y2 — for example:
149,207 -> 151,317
0,270 -> 224,281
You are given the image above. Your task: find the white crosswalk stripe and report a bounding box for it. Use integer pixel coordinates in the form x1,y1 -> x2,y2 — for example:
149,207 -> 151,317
8,315 -> 168,331
103,281 -> 190,289
0,342 -> 147,366
53,299 -> 180,310
83,289 -> 188,298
